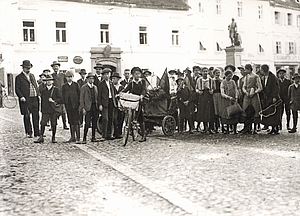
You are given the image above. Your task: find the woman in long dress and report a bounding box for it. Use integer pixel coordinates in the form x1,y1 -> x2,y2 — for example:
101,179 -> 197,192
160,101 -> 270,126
196,67 -> 215,134
220,70 -> 239,134
212,68 -> 223,133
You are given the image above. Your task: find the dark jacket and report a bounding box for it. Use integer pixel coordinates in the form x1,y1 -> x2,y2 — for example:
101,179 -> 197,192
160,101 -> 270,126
279,78 -> 291,104
177,86 -> 194,106
77,78 -> 86,89
122,79 -> 146,96
15,72 -> 40,115
98,80 -> 117,108
261,72 -> 280,106
62,82 -> 80,109
52,72 -> 66,89
79,83 -> 98,112
93,75 -> 101,87
40,86 -> 63,114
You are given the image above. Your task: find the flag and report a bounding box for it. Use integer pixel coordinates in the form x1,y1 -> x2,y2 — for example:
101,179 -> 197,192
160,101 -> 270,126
158,68 -> 169,95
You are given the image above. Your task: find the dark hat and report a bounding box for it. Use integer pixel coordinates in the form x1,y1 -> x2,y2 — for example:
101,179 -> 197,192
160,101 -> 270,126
168,69 -> 178,75
101,68 -> 112,75
276,69 -> 287,74
245,64 -> 253,71
111,72 -> 121,78
143,70 -> 152,75
237,65 -> 245,70
131,67 -> 142,75
209,66 -> 214,71
224,64 -> 236,72
292,73 -> 300,80
20,60 -> 33,68
43,69 -> 50,73
65,70 -> 74,77
86,72 -> 95,78
51,61 -> 61,67
176,76 -> 184,83
93,62 -> 104,69
202,67 -> 208,71
79,69 -> 87,75
39,73 -> 46,78
44,74 -> 54,81
192,66 -> 201,71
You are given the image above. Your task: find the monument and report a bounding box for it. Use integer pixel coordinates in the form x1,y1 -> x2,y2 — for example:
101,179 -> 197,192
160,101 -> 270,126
225,18 -> 243,66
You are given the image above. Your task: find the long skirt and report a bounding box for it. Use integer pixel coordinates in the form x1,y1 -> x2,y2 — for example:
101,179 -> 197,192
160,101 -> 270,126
197,90 -> 215,122
213,93 -> 222,116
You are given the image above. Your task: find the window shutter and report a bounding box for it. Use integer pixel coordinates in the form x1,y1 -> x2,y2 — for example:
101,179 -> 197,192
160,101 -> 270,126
294,42 -> 297,54
286,42 -> 289,54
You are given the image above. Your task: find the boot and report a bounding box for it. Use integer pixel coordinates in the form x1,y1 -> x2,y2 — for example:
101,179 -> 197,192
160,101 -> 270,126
287,114 -> 291,130
233,124 -> 238,134
75,124 -> 81,144
51,125 -> 57,143
34,125 -> 45,143
62,113 -> 69,130
289,117 -> 297,133
188,119 -> 193,134
64,125 -> 76,143
178,120 -> 184,134
139,123 -> 146,142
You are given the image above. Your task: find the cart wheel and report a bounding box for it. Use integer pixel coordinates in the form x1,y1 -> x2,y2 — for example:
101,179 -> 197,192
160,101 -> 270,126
162,115 -> 176,136
3,95 -> 17,109
123,110 -> 132,146
97,116 -> 102,135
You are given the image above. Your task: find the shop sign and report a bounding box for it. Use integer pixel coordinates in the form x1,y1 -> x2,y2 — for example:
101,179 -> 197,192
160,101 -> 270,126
73,56 -> 83,64
274,55 -> 300,61
58,56 -> 68,62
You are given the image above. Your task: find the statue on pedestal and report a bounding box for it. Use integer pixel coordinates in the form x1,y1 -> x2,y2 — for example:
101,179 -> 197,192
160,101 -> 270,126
228,18 -> 242,47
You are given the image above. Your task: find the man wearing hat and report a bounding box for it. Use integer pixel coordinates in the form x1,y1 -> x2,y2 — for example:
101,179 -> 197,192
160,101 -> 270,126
34,74 -> 63,143
38,73 -> 47,94
15,60 -> 40,138
77,69 -> 87,89
51,61 -> 68,130
79,72 -> 99,143
241,64 -> 263,134
98,68 -> 117,141
288,73 -> 300,133
111,72 -> 124,139
93,62 -> 104,87
260,64 -> 281,134
62,71 -> 81,143
277,69 -> 292,130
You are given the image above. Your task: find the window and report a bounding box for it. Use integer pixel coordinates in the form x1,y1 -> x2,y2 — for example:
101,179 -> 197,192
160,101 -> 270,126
275,11 -> 280,24
139,26 -> 147,45
287,13 -> 293,26
276,41 -> 281,54
288,42 -> 296,54
259,44 -> 264,53
172,30 -> 179,46
297,15 -> 300,27
56,22 -> 67,43
258,5 -> 263,19
237,2 -> 242,17
23,21 -> 35,42
100,24 -> 110,44
198,2 -> 203,13
199,42 -> 206,51
216,0 -> 221,15
216,42 -> 222,51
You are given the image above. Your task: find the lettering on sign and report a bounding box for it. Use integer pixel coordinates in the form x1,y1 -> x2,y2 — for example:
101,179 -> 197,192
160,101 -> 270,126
73,56 -> 83,64
274,55 -> 300,61
58,56 -> 68,62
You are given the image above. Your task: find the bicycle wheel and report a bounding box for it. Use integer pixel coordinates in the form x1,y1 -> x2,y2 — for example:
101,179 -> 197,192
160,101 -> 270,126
3,95 -> 17,109
123,110 -> 132,147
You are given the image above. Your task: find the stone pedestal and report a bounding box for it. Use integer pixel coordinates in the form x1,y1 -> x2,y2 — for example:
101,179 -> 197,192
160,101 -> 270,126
224,46 -> 244,67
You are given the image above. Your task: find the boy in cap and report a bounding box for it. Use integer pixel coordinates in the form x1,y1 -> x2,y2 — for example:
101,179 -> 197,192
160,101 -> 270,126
34,74 -> 63,143
111,72 -> 124,139
93,62 -> 104,87
79,72 -> 99,143
98,68 -> 117,141
122,67 -> 147,142
288,73 -> 300,133
277,69 -> 291,130
62,70 -> 81,143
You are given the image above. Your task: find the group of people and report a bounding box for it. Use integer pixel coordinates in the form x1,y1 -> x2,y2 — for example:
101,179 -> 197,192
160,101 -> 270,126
15,60 -> 147,144
15,59 -> 300,145
174,64 -> 300,135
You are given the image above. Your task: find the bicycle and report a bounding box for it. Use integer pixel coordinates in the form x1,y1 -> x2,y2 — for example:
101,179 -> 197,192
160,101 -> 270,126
119,92 -> 141,147
1,89 -> 17,109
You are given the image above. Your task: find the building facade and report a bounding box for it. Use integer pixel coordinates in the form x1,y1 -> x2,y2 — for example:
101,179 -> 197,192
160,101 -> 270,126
0,0 -> 299,94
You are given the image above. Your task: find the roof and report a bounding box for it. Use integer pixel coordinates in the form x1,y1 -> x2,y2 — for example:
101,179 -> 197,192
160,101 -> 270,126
61,0 -> 190,10
270,0 -> 300,10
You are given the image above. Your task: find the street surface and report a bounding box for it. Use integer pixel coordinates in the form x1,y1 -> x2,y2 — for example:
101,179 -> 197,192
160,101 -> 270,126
0,107 -> 300,216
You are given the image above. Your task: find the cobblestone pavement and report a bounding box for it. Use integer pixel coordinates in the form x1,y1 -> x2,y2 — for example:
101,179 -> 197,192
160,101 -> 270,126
0,107 -> 300,216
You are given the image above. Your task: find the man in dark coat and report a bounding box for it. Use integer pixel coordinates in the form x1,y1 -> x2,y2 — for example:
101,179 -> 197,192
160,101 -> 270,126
34,74 -> 63,143
277,69 -> 291,130
79,72 -> 99,143
51,61 -> 68,130
98,68 -> 117,141
260,64 -> 281,134
15,60 -> 40,138
77,69 -> 87,127
93,62 -> 104,87
62,71 -> 81,143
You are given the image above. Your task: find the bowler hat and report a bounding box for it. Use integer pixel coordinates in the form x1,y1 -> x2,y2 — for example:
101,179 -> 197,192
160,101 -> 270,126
79,69 -> 87,75
65,70 -> 74,77
237,65 -> 245,70
224,64 -> 236,72
43,69 -> 50,73
86,72 -> 95,78
20,60 -> 33,68
131,67 -> 142,75
93,62 -> 104,69
143,70 -> 152,75
168,69 -> 178,75
276,69 -> 286,74
111,72 -> 121,78
51,61 -> 61,67
39,73 -> 46,78
44,74 -> 54,81
101,68 -> 112,75
292,73 -> 300,80
245,64 -> 253,71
